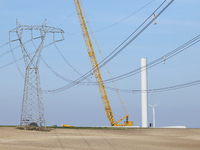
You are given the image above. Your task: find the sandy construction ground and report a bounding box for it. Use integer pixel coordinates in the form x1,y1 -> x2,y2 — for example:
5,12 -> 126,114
0,127 -> 200,150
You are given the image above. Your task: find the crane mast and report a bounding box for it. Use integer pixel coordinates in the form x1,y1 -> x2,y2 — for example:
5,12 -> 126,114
73,0 -> 133,126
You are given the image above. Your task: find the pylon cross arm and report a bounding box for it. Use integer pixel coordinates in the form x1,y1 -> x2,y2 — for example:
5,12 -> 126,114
9,25 -> 64,34
9,26 -> 64,43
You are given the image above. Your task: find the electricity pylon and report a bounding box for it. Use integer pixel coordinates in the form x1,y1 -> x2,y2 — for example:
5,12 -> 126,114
9,19 -> 64,128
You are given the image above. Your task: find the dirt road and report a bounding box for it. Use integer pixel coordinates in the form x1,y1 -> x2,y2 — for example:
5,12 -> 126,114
0,127 -> 200,150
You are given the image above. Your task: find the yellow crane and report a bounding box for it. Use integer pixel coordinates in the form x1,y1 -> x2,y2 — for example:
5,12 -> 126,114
73,0 -> 133,126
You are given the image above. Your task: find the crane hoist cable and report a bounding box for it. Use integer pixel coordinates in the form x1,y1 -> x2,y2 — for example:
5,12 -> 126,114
79,0 -> 128,117
73,0 -> 133,126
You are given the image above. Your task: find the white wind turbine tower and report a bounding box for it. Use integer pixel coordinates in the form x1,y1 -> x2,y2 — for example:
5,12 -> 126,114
149,104 -> 158,128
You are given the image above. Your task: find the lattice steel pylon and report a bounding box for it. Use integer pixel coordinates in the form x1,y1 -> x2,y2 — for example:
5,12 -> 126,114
9,19 -> 64,128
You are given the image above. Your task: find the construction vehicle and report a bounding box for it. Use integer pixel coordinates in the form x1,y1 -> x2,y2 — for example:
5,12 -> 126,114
73,0 -> 133,126
62,124 -> 74,127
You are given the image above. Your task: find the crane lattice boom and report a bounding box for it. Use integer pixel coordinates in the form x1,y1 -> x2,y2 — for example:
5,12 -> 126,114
73,0 -> 133,126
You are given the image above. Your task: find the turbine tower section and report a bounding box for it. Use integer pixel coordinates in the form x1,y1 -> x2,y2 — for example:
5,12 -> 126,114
141,58 -> 148,128
9,19 -> 64,128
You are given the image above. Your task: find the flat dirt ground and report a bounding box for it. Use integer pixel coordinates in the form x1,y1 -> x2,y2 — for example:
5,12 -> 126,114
0,127 -> 200,150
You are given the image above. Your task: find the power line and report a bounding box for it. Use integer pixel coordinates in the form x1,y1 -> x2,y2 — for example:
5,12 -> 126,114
102,34 -> 200,83
0,40 -> 60,69
9,42 -> 24,78
0,39 -> 80,83
97,0 -> 170,72
1,1 -> 184,95
0,42 -> 9,49
7,36 -> 91,86
79,0 -> 169,84
151,80 -> 200,93
0,1 -> 169,78
0,39 -> 32,58
4,0 -> 195,96
42,32 -> 199,93
53,42 -> 84,77
42,0 -> 174,93
41,1 -> 176,92
2,32 -> 199,94
107,80 -> 200,94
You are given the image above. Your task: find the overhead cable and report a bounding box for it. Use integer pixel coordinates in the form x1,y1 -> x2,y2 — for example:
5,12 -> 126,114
9,42 -> 24,78
42,0 -> 174,93
106,80 -> 200,94
103,34 -> 200,83
0,42 -> 9,49
0,39 -> 32,58
42,33 -> 199,93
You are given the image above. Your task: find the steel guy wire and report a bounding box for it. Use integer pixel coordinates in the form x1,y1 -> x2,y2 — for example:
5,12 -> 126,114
57,12 -> 75,27
49,0 -> 156,36
58,0 -> 155,34
94,0 -> 155,33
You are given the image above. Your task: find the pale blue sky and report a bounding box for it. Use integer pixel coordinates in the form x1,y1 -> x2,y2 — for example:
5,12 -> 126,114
0,0 -> 200,128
